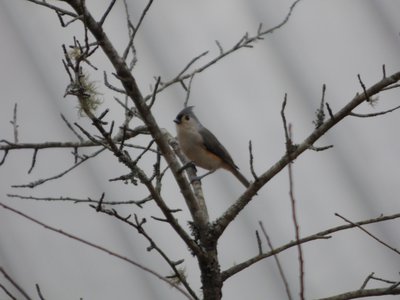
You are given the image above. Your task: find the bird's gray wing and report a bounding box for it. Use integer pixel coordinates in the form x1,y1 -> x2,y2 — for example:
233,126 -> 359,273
200,127 -> 238,169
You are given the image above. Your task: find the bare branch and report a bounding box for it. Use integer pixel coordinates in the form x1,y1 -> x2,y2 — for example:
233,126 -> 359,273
308,145 -> 333,152
248,140 -> 258,180
144,0 -> 303,100
286,124 -> 305,300
91,206 -> 199,299
382,64 -> 387,79
255,230 -> 262,255
35,284 -> 45,300
7,193 -> 154,207
259,221 -> 293,300
335,213 -> 400,255
11,148 -> 105,188
0,266 -> 32,300
212,70 -> 400,240
0,202 -> 194,300
104,71 -> 127,94
60,114 -> 84,142
360,272 -> 375,290
122,0 -> 154,61
183,74 -> 196,107
98,0 -> 116,26
349,105 -> 400,118
0,150 -> 9,166
222,212 -> 400,281
148,76 -> 161,110
64,0 -> 206,244
10,103 -> 19,144
315,284 -> 400,300
357,74 -> 371,103
313,84 -> 326,129
27,149 -> 38,174
25,0 -> 77,17
326,102 -> 334,119
0,125 -> 149,159
0,282 -> 18,300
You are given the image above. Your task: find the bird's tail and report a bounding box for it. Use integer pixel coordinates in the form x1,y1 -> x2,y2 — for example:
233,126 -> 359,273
230,168 -> 250,188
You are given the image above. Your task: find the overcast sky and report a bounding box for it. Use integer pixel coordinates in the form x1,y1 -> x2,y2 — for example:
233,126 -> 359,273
1,1 -> 400,299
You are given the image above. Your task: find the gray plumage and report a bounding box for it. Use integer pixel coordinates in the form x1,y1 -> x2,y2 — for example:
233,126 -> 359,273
174,106 -> 249,187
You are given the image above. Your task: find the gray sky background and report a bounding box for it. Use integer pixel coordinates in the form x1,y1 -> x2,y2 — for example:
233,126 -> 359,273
1,1 -> 400,299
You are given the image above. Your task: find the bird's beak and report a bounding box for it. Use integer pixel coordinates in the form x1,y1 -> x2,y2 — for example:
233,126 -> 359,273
173,118 -> 180,124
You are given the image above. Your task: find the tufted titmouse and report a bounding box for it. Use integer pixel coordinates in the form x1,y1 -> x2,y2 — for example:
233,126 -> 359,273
174,106 -> 250,187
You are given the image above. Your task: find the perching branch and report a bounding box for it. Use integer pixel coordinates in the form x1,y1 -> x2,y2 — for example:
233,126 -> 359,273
63,0 -> 207,241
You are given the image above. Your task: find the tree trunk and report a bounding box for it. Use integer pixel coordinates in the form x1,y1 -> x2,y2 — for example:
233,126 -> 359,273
199,244 -> 223,300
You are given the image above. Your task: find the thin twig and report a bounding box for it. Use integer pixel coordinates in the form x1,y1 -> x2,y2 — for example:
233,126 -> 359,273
0,150 -> 9,166
176,51 -> 209,80
255,230 -> 262,255
371,275 -> 397,285
7,193 -> 153,206
0,282 -> 17,300
326,102 -> 334,119
286,125 -> 305,300
25,0 -> 77,17
308,145 -> 333,152
213,71 -> 400,240
10,103 -> 19,144
0,202 -> 195,300
360,272 -> 375,290
148,76 -> 161,109
122,0 -> 154,61
357,74 -> 371,103
60,114 -> 84,142
349,105 -> 400,118
92,206 -> 198,299
27,149 -> 38,174
0,266 -> 32,300
35,284 -> 45,300
281,94 -> 292,152
248,140 -> 258,180
104,71 -> 126,94
259,221 -> 293,300
335,213 -> 400,255
144,0 -> 303,101
11,148 -> 106,188
221,212 -> 400,281
183,74 -> 196,107
315,285 -> 400,300
99,0 -> 116,26
313,84 -> 326,129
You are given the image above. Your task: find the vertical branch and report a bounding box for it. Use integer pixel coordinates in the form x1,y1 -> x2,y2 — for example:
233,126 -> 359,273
281,96 -> 304,299
35,284 -> 45,300
286,124 -> 305,300
259,221 -> 293,300
10,103 -> 19,144
248,140 -> 259,180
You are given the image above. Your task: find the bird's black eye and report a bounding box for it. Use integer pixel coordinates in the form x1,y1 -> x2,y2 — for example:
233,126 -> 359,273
185,115 -> 190,121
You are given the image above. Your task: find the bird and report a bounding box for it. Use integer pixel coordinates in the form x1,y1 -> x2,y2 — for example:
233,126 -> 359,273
174,106 -> 250,187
